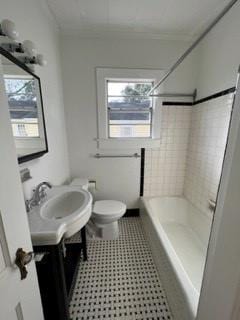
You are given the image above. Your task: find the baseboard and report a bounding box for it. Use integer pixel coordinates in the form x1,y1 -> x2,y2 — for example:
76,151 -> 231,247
124,208 -> 140,217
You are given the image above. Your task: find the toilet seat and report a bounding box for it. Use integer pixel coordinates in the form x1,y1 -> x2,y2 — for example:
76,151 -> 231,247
93,200 -> 126,219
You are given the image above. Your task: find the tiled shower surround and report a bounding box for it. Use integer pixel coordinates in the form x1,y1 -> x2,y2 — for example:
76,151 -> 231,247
144,94 -> 233,215
144,105 -> 192,196
184,94 -> 233,215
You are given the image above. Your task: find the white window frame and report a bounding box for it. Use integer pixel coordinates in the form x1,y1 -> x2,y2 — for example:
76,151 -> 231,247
96,68 -> 164,149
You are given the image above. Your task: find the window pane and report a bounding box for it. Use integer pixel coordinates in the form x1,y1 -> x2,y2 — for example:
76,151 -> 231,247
107,80 -> 153,139
11,122 -> 39,137
108,82 -> 152,96
4,77 -> 39,138
108,97 -> 151,110
109,125 -> 151,138
5,78 -> 37,103
109,111 -> 151,124
10,109 -> 38,119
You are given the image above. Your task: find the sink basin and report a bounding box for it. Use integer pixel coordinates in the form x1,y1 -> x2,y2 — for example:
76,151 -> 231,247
28,186 -> 92,246
41,191 -> 87,220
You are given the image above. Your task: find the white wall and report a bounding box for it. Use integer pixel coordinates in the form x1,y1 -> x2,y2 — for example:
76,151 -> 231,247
0,0 -> 70,198
195,1 -> 240,99
60,36 -> 196,207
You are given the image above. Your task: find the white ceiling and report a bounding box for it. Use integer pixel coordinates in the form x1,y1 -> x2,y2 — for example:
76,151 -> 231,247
46,0 -> 230,39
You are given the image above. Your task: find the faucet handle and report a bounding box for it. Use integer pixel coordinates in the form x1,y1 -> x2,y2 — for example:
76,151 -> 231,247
25,199 -> 31,213
39,185 -> 48,200
208,199 -> 216,212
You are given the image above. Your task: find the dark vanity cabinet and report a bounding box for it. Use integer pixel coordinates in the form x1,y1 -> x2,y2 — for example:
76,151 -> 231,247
34,227 -> 87,320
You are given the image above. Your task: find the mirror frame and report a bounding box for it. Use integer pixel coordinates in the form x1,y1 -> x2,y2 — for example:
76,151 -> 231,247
0,46 -> 48,164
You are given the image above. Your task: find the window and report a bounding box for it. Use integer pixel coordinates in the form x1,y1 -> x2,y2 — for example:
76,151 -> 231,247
17,124 -> 27,137
107,81 -> 153,138
96,68 -> 163,148
4,76 -> 39,138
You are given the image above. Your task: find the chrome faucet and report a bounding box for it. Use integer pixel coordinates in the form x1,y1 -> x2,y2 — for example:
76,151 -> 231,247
26,181 -> 52,212
208,199 -> 216,212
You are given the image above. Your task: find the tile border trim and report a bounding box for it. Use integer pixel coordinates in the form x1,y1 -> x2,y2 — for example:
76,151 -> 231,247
162,87 -> 236,106
124,208 -> 140,217
140,148 -> 145,196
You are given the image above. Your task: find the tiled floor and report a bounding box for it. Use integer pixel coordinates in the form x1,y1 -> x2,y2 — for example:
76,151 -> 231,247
69,217 -> 173,320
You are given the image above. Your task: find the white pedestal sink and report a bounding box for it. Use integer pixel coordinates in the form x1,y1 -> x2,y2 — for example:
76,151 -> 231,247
28,186 -> 92,245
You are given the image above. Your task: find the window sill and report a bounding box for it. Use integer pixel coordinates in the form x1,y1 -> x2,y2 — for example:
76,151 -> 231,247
97,138 -> 161,149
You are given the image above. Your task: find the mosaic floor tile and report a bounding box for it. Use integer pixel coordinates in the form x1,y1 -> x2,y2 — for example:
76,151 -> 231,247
69,217 -> 173,320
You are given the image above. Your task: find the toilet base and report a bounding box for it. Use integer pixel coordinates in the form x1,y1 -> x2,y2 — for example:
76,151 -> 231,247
98,221 -> 119,240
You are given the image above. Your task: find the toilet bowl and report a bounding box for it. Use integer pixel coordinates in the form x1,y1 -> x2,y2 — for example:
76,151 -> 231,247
92,200 -> 126,239
70,178 -> 126,240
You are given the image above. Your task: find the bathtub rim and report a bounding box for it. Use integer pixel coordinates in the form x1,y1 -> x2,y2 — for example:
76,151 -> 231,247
140,195 -> 203,318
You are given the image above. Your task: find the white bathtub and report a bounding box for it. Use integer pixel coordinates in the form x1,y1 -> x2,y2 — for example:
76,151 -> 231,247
140,196 -> 212,320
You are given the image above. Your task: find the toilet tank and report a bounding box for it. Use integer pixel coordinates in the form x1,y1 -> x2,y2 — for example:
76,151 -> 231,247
70,178 -> 89,190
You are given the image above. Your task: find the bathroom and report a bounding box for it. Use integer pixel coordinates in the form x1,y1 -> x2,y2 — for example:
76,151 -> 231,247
0,0 -> 240,319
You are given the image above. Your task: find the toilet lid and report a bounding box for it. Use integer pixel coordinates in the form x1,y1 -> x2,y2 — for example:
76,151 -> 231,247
93,200 -> 126,216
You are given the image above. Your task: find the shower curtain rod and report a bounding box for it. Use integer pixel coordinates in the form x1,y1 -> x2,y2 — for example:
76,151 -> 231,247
148,0 -> 238,96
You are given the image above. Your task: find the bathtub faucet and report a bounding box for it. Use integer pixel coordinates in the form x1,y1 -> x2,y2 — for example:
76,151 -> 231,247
208,199 -> 216,212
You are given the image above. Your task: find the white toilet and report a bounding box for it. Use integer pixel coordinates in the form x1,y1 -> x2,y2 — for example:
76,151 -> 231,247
70,178 -> 126,240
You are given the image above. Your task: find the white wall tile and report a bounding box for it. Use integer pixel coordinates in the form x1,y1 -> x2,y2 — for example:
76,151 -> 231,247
184,94 -> 233,215
144,105 -> 192,197
144,95 -> 233,217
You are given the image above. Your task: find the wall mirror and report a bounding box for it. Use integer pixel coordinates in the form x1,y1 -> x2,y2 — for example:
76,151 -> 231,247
0,48 -> 48,163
